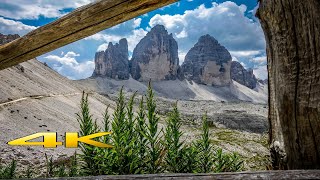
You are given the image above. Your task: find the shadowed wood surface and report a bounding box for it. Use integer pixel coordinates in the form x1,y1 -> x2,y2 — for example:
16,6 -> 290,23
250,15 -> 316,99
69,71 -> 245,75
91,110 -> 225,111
36,170 -> 320,179
258,0 -> 320,169
0,0 -> 178,70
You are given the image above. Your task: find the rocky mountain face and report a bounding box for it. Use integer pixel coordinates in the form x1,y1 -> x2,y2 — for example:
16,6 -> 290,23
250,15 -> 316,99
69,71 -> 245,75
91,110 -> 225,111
231,61 -> 257,89
0,33 -> 20,45
130,25 -> 179,81
91,26 -> 262,90
92,38 -> 129,80
258,78 -> 268,85
181,34 -> 232,86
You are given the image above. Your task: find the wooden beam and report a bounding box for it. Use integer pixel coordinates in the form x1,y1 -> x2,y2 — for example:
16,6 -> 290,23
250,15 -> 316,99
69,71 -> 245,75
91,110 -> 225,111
0,0 -> 178,70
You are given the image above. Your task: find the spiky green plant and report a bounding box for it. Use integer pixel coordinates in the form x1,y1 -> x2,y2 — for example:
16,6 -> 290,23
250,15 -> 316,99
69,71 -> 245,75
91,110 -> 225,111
144,82 -> 164,174
0,159 -> 17,179
71,85 -> 244,176
68,152 -> 78,177
213,149 -> 243,172
180,144 -> 198,173
45,154 -> 55,178
57,164 -> 67,177
135,97 -> 148,173
196,113 -> 214,173
97,106 -> 114,175
77,91 -> 100,175
103,105 -> 111,144
111,88 -> 139,174
164,102 -> 186,173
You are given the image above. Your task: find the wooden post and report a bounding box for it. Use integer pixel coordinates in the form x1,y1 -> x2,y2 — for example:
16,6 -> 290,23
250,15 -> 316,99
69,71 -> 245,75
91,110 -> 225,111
257,0 -> 320,169
0,0 -> 178,70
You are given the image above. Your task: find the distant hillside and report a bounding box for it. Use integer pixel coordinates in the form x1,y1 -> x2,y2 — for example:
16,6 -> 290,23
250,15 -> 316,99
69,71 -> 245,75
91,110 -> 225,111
0,34 -> 112,171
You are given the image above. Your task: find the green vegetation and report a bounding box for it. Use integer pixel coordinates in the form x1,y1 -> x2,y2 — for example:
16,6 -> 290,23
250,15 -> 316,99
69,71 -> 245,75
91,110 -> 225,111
0,159 -> 16,179
0,83 -> 245,179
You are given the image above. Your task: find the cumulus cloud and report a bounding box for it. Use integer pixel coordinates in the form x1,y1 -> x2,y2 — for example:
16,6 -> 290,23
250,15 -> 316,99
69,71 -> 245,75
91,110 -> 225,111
91,29 -> 147,52
253,65 -> 268,80
86,18 -> 147,52
44,51 -> 94,80
0,0 -> 95,20
149,2 -> 266,62
250,56 -> 267,65
0,17 -> 37,35
229,50 -> 262,58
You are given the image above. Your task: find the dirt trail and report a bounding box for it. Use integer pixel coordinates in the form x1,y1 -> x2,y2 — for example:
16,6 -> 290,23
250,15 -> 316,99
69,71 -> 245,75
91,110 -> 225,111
0,92 -> 83,107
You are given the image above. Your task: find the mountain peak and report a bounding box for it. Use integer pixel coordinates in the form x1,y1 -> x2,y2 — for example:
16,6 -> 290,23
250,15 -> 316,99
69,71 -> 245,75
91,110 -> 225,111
130,24 -> 179,81
92,38 -> 129,80
198,34 -> 220,47
0,33 -> 20,45
150,24 -> 167,34
181,34 -> 232,86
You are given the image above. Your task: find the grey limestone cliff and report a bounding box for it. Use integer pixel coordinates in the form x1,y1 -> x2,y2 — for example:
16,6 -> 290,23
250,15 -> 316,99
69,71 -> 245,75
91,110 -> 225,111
130,25 -> 179,81
92,38 -> 129,80
231,61 -> 257,89
181,34 -> 232,86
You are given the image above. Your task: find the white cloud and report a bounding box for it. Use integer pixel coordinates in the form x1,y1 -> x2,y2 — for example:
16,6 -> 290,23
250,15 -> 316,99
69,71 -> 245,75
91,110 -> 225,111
133,18 -> 142,28
97,43 -> 109,52
0,17 -> 37,35
250,56 -> 267,65
149,2 -> 266,63
178,51 -> 187,64
229,50 -> 261,58
253,65 -> 268,80
88,28 -> 147,53
44,51 -> 94,80
0,0 -> 95,20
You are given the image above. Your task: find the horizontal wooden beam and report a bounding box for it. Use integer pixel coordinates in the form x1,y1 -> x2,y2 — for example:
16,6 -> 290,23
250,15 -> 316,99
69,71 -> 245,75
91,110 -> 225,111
0,0 -> 178,70
40,170 -> 320,179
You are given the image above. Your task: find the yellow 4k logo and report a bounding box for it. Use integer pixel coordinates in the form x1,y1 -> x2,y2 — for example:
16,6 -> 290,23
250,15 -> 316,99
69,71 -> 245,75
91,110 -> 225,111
7,132 -> 113,148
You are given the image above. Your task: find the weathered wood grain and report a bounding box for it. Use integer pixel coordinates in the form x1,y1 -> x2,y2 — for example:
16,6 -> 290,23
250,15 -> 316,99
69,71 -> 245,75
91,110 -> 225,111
258,0 -> 320,169
0,0 -> 178,70
35,170 -> 320,180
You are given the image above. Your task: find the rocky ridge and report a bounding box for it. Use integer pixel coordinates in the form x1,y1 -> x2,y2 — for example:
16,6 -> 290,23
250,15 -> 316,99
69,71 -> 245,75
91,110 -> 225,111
181,34 -> 232,86
231,61 -> 257,89
130,25 -> 179,81
0,33 -> 20,45
92,26 -> 261,89
92,38 -> 129,80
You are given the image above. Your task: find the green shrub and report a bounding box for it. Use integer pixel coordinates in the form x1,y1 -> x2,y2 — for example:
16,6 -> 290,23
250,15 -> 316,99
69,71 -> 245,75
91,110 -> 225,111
196,113 -> 215,173
68,152 -> 79,177
0,159 -> 17,179
144,82 -> 164,174
164,102 -> 189,173
71,84 -> 244,176
76,91 -> 100,175
135,97 -> 148,173
213,149 -> 244,172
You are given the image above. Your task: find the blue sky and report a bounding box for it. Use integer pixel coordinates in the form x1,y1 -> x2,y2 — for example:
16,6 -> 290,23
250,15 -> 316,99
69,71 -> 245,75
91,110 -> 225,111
0,0 -> 267,80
